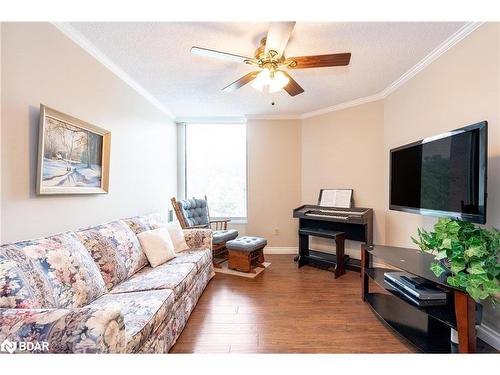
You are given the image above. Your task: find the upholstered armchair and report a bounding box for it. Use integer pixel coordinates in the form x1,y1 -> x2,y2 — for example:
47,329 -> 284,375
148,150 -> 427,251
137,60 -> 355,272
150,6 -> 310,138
171,197 -> 238,266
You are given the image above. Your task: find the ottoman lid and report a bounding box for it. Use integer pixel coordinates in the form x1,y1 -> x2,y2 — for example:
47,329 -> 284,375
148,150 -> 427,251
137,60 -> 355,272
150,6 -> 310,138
226,236 -> 267,252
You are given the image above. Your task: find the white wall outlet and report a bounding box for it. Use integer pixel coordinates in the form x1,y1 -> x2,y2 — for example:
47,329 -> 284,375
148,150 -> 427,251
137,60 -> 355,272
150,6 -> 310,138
274,228 -> 279,235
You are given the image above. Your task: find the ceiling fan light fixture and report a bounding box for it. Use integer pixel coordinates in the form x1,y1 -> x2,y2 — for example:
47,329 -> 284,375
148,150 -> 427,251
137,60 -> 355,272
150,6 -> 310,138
193,21 -> 351,98
269,70 -> 290,93
250,68 -> 271,91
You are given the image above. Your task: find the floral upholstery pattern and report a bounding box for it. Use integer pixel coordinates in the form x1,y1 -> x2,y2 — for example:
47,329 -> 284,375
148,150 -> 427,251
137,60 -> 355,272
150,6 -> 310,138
110,263 -> 197,300
167,249 -> 212,273
138,263 -> 213,353
122,213 -> 167,233
13,233 -> 107,309
76,221 -> 147,289
0,218 -> 213,354
0,306 -> 126,353
121,217 -> 151,235
121,214 -> 165,235
184,229 -> 212,250
0,245 -> 54,309
89,289 -> 174,352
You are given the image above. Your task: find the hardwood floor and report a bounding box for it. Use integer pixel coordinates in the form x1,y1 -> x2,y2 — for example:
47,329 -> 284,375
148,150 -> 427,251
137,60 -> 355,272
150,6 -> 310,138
171,254 -> 416,353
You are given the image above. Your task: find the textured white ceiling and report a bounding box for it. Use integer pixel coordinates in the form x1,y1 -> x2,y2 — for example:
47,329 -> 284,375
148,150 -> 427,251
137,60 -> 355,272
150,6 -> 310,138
70,22 -> 465,118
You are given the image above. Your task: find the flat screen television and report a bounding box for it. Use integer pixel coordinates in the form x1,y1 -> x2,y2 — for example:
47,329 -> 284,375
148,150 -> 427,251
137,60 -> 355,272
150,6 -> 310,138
390,121 -> 488,224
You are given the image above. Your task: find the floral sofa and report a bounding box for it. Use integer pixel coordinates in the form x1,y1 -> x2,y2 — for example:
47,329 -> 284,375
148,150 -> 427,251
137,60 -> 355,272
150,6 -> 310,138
0,214 -> 213,353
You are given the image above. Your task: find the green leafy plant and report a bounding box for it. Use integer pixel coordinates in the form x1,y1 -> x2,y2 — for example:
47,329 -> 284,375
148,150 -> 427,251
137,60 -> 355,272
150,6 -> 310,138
412,218 -> 500,302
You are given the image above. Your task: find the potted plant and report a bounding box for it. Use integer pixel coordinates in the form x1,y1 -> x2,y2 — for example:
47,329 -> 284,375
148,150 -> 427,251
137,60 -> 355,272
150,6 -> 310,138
412,218 -> 500,303
412,218 -> 499,345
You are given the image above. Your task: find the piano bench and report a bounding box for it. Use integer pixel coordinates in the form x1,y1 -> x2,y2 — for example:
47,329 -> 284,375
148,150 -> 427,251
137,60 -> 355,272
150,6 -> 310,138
297,229 -> 347,278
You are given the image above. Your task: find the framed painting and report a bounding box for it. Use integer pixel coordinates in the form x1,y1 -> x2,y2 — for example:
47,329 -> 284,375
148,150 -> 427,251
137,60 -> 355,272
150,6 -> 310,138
36,105 -> 111,195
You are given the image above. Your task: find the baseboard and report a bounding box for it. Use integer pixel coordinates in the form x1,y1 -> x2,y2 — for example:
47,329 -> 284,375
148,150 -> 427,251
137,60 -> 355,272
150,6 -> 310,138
264,247 -> 298,255
477,323 -> 500,350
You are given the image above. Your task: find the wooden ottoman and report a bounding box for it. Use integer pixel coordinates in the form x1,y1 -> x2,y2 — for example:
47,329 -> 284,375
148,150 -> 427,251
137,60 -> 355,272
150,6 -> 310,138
226,236 -> 267,273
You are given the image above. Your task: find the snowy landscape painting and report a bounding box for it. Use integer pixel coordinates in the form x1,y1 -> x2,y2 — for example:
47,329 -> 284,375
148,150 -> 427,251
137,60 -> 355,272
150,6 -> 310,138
37,105 -> 110,194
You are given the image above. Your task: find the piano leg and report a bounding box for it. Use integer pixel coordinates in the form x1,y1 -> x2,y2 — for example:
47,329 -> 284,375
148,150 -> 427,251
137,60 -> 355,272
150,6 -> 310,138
297,233 -> 309,268
333,233 -> 346,278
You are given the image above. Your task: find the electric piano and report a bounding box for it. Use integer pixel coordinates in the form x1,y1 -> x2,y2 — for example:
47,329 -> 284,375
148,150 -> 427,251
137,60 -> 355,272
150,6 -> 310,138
293,205 -> 373,274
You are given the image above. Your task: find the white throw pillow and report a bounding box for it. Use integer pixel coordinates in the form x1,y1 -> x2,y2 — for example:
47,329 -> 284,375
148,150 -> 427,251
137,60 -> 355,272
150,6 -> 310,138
137,228 -> 176,267
166,221 -> 190,253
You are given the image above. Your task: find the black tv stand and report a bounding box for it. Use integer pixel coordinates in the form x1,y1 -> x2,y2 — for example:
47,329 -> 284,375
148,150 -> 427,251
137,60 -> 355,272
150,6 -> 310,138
361,244 -> 494,353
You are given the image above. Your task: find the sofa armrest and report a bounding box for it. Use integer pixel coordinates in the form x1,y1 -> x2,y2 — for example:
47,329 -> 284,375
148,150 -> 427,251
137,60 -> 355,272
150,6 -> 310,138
0,306 -> 126,353
183,229 -> 213,250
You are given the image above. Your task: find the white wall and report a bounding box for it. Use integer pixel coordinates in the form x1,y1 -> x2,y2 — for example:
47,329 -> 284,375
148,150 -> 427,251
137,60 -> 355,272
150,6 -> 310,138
301,23 -> 499,344
1,23 -> 177,243
301,100 -> 385,258
383,22 -> 500,340
384,23 -> 500,246
245,118 -> 302,247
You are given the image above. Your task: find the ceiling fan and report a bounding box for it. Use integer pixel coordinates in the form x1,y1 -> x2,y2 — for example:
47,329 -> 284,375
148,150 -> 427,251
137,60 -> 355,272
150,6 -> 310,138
190,22 -> 351,97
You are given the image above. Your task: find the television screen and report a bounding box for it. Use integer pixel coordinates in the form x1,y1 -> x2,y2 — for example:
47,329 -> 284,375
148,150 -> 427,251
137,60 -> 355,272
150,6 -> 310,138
390,121 -> 487,224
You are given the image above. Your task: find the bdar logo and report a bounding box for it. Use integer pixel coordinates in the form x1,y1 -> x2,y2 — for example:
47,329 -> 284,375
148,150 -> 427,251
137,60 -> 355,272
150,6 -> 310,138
1,339 -> 17,354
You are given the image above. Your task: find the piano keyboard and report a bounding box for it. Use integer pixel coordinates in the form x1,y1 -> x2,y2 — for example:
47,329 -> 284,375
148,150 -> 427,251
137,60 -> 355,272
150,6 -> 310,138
304,211 -> 350,220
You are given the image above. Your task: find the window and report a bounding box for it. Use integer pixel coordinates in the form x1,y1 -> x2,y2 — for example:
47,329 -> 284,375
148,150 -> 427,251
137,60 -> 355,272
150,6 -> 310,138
185,123 -> 247,220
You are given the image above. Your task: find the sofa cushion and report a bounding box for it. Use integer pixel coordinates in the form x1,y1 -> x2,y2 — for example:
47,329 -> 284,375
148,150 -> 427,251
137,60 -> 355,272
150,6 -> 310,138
88,289 -> 174,352
183,228 -> 213,250
13,233 -> 107,308
110,262 -> 197,300
212,229 -> 238,245
76,220 -> 148,289
137,228 -> 177,268
122,213 -> 166,235
167,249 -> 212,273
0,245 -> 55,308
121,216 -> 151,235
0,306 -> 126,353
180,198 -> 210,227
165,221 -> 189,252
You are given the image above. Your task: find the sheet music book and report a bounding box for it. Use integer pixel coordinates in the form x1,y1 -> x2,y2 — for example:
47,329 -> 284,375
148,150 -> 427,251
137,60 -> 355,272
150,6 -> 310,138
318,189 -> 352,208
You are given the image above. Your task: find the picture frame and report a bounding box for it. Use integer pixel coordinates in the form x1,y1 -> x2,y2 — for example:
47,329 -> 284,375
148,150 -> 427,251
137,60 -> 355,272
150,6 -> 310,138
36,104 -> 111,195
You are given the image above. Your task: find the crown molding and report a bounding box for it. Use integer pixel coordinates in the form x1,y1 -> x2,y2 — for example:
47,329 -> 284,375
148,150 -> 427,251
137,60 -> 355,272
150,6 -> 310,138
246,22 -> 483,121
380,21 -> 484,98
300,22 -> 484,120
52,22 -> 483,123
175,116 -> 247,124
300,93 -> 383,119
51,22 -> 176,121
245,114 -> 302,120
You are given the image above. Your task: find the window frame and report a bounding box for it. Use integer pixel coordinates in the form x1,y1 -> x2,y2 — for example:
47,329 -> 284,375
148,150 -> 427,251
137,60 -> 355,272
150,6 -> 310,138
182,122 -> 248,223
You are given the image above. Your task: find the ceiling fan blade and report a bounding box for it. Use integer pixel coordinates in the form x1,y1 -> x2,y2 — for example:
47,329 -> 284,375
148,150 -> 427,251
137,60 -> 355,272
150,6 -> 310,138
191,46 -> 252,64
282,71 -> 304,96
286,53 -> 351,69
265,22 -> 296,58
222,71 -> 260,92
